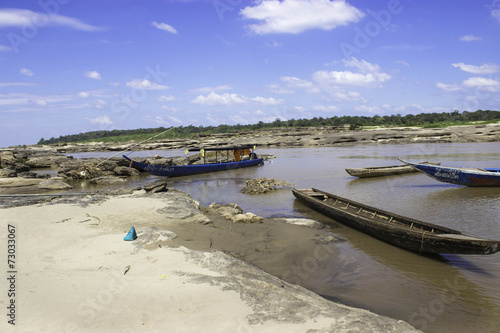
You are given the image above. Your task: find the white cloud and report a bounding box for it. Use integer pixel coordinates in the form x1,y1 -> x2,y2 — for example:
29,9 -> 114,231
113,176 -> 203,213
88,115 -> 113,125
0,82 -> 36,87
191,92 -> 247,105
330,90 -> 366,102
452,62 -> 500,74
191,92 -> 284,106
95,99 -> 107,109
279,76 -> 320,93
394,60 -> 410,67
492,9 -> 500,21
267,83 -> 294,94
436,82 -> 462,92
240,0 -> 364,34
0,8 -> 103,31
343,57 -> 380,73
158,95 -> 176,102
313,57 -> 391,88
0,45 -> 11,52
151,21 -> 178,34
145,115 -> 181,125
20,68 -> 34,76
161,106 -> 181,113
313,105 -> 338,112
355,105 -> 383,114
462,77 -> 500,91
190,85 -> 232,94
126,79 -> 170,90
78,91 -> 90,98
252,96 -> 284,105
84,71 -> 102,80
459,34 -> 482,42
313,70 -> 389,87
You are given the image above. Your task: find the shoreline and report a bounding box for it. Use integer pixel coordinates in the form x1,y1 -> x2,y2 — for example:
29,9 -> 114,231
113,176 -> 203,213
0,189 -> 420,332
1,123 -> 499,195
2,123 -> 500,153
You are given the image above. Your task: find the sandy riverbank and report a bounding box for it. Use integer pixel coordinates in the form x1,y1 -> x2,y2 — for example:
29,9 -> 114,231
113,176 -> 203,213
0,189 -> 419,333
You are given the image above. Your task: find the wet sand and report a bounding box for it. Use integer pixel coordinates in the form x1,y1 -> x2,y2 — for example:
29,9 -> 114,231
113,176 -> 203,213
0,190 -> 419,332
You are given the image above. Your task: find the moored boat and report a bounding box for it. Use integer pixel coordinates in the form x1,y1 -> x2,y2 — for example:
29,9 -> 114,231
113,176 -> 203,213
345,161 -> 440,178
124,146 -> 264,177
292,188 -> 500,255
399,158 -> 500,187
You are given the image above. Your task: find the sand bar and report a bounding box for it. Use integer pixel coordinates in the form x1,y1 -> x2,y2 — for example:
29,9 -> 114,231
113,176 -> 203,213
0,190 -> 419,332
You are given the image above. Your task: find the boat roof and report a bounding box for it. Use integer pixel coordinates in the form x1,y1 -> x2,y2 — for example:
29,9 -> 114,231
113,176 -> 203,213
188,145 -> 255,152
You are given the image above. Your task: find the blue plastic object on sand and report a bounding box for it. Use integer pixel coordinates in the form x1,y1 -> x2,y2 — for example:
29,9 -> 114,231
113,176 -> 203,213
124,226 -> 137,241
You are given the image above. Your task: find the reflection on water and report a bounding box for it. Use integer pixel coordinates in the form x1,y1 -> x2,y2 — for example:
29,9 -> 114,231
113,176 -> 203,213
73,142 -> 500,332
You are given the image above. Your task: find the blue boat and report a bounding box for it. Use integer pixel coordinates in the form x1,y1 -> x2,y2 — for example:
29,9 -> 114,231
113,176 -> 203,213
124,146 -> 264,177
399,158 -> 500,187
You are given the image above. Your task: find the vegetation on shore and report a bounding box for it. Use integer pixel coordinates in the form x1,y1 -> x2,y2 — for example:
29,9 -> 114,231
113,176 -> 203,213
37,109 -> 500,145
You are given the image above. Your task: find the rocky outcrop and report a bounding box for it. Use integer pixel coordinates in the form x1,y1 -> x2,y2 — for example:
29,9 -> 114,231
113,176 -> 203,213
38,178 -> 73,190
89,176 -> 128,185
0,169 -> 17,177
143,179 -> 169,193
25,155 -> 71,168
206,202 -> 263,223
241,178 -> 294,194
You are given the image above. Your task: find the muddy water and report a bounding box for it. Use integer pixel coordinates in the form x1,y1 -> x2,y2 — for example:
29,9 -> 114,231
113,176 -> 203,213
78,142 -> 500,332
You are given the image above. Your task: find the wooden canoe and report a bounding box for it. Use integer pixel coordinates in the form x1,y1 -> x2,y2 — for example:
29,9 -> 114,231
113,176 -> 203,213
292,188 -> 500,255
345,161 -> 440,178
399,159 -> 500,187
123,146 -> 264,177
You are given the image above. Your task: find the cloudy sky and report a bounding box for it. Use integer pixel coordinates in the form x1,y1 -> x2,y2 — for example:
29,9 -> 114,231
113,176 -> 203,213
1,0 -> 499,146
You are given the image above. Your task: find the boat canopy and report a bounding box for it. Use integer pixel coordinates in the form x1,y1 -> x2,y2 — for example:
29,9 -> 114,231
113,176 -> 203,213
188,145 -> 256,152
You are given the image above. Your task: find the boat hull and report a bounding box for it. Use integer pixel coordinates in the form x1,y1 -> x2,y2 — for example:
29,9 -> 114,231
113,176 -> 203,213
400,160 -> 500,187
346,162 -> 441,178
292,188 -> 500,255
124,155 -> 263,177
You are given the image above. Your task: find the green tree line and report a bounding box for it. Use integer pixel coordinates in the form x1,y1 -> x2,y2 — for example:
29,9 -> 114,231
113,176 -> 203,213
37,109 -> 500,145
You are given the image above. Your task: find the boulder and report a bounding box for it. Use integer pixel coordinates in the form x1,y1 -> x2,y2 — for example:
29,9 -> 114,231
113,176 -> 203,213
232,212 -> 263,224
38,179 -> 73,190
13,163 -> 30,173
89,176 -> 127,185
0,178 -> 42,188
0,169 -> 16,177
26,155 -> 70,168
241,178 -> 294,194
207,203 -> 243,220
155,190 -> 211,224
144,179 -> 168,192
114,166 -> 140,176
283,218 -> 324,229
207,202 -> 263,223
17,172 -> 41,179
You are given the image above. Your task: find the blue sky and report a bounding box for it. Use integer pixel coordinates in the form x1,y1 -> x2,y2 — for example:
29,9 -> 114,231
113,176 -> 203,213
1,0 -> 499,146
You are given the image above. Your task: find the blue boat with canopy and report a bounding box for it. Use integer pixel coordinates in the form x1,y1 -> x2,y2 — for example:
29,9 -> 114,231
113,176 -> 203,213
123,145 -> 264,177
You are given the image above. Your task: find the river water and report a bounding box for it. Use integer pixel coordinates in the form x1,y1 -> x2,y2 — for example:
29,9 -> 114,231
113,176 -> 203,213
74,142 -> 500,332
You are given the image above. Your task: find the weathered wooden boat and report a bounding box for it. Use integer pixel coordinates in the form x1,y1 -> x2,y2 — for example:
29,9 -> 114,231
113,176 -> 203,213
124,146 -> 264,177
345,161 -> 440,178
399,159 -> 500,187
292,188 -> 500,255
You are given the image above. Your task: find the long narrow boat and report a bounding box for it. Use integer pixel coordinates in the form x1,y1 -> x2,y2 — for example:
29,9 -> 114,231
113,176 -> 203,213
399,159 -> 500,187
292,188 -> 500,255
124,146 -> 264,177
345,161 -> 440,178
